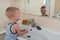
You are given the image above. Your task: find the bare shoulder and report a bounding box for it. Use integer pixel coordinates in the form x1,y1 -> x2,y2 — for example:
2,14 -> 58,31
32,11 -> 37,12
12,23 -> 19,29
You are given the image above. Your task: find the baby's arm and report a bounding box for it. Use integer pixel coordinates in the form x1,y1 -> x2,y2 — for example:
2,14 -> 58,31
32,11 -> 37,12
13,24 -> 28,36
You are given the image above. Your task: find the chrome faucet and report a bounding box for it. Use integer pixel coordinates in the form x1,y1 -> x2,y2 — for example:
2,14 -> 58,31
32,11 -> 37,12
28,19 -> 36,27
28,19 -> 42,30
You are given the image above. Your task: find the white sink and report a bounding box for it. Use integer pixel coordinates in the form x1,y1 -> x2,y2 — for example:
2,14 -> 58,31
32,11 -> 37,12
18,23 -> 60,40
22,27 -> 48,40
17,37 -> 27,40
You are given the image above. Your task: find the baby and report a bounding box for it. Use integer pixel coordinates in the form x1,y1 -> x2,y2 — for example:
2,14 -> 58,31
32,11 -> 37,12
41,6 -> 47,16
4,7 -> 28,40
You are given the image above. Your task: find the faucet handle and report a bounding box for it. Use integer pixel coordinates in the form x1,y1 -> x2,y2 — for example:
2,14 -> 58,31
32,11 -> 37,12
36,26 -> 42,30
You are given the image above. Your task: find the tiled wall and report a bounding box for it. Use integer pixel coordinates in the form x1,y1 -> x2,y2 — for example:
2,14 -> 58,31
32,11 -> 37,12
20,13 -> 60,32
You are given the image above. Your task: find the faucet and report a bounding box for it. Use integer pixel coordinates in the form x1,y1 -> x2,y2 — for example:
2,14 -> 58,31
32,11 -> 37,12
28,19 -> 42,30
28,19 -> 36,27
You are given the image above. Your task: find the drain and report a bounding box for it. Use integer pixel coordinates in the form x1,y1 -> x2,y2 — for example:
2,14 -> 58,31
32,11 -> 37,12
27,35 -> 31,38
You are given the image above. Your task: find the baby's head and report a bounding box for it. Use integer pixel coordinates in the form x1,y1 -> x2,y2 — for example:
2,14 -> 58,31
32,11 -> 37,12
41,6 -> 46,15
6,7 -> 20,21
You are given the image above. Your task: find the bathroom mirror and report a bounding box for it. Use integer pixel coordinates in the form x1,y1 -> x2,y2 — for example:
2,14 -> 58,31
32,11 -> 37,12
19,0 -> 60,19
20,0 -> 48,16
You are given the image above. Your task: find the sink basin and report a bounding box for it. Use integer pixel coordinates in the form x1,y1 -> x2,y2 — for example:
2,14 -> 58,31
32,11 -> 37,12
17,37 -> 27,40
21,26 -> 48,40
18,23 -> 60,40
18,23 -> 48,40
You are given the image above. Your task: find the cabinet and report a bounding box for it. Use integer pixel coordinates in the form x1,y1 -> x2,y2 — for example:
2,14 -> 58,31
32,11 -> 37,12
19,0 -> 44,15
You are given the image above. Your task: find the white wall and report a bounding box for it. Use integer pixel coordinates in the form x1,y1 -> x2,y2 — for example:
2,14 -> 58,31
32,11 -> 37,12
54,0 -> 60,15
10,0 -> 20,8
0,0 -> 11,29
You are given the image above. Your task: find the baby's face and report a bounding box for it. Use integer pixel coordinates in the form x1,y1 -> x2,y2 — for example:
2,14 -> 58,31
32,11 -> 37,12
41,8 -> 46,14
14,10 -> 20,21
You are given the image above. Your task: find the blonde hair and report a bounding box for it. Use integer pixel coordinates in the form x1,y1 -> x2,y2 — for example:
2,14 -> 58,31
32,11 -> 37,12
6,7 -> 19,19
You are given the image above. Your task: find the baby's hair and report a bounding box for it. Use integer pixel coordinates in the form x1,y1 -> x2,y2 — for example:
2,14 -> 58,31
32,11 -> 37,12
6,7 -> 19,19
41,6 -> 46,9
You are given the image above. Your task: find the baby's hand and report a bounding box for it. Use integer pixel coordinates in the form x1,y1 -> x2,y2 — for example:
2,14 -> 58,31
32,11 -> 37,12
25,30 -> 28,33
22,29 -> 28,34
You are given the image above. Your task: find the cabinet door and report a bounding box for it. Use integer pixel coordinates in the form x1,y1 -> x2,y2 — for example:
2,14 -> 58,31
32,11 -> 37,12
20,0 -> 44,15
19,0 -> 26,13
